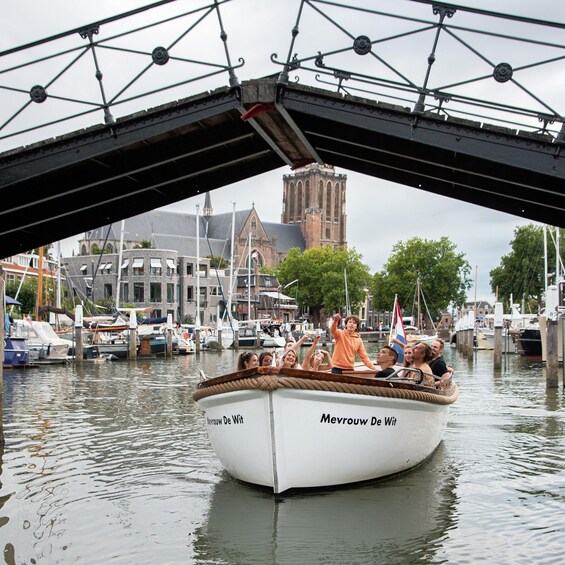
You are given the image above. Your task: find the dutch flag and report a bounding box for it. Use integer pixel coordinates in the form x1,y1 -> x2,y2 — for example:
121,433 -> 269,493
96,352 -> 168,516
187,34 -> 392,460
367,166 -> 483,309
389,295 -> 407,364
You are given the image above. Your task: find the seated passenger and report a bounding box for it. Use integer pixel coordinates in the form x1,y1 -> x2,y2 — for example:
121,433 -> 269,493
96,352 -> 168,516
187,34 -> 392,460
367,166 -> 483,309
259,350 -> 280,367
237,351 -> 259,370
411,342 -> 435,386
281,348 -> 301,370
374,345 -> 398,377
302,334 -> 332,371
429,338 -> 450,379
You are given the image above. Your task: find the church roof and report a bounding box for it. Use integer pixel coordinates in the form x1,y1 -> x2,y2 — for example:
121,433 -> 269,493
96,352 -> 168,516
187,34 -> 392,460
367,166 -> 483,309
85,206 -> 304,258
264,222 -> 305,253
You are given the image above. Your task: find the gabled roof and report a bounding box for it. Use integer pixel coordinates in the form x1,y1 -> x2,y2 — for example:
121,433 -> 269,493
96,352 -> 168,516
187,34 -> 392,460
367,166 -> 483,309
85,207 -> 304,259
264,222 -> 305,253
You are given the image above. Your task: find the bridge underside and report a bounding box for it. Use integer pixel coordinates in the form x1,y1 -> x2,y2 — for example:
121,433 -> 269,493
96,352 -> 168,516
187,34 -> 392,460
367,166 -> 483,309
1,78 -> 564,258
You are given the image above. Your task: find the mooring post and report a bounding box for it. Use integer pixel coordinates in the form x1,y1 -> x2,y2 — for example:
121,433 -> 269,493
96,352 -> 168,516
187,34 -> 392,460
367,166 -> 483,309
129,310 -> 137,359
1,266 -> 5,444
561,315 -> 565,389
466,313 -> 473,357
166,313 -> 173,358
74,304 -> 84,364
493,302 -> 503,369
546,317 -> 559,388
545,285 -> 559,388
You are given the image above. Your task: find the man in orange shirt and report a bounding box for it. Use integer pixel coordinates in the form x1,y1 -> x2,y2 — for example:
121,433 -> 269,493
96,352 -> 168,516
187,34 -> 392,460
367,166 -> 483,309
330,313 -> 376,374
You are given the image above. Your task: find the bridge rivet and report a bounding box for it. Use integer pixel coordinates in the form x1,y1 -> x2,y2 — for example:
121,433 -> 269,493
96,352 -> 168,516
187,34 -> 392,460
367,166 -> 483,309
29,85 -> 47,103
152,46 -> 170,66
353,35 -> 372,55
493,62 -> 513,83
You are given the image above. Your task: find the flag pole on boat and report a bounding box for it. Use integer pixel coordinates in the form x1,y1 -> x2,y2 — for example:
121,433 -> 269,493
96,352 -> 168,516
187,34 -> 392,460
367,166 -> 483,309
344,268 -> 350,316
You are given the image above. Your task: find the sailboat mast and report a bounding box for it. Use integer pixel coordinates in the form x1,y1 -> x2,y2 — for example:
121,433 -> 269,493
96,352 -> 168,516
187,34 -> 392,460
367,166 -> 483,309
36,246 -> 44,320
228,202 -> 235,320
56,242 -> 62,310
116,219 -> 125,310
344,268 -> 350,316
417,277 -> 421,331
247,232 -> 251,320
196,204 -> 200,328
544,224 -> 548,296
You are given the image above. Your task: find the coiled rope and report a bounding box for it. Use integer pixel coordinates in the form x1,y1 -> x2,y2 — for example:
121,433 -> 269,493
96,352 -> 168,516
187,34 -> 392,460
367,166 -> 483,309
193,374 -> 459,405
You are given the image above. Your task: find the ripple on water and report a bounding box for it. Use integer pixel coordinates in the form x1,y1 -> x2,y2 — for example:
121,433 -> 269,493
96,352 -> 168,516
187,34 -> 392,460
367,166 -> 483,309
1,348 -> 564,564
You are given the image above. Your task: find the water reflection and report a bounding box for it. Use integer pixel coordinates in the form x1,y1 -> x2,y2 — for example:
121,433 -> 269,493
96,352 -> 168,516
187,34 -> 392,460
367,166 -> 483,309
0,347 -> 564,564
194,444 -> 460,565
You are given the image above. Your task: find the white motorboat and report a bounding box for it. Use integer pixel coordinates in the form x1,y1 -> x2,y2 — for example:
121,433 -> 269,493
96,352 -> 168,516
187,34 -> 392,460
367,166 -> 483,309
193,366 -> 459,494
12,320 -> 69,364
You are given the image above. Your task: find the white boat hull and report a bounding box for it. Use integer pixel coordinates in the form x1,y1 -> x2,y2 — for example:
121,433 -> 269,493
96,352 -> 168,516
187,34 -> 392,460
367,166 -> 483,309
261,335 -> 286,348
407,333 -> 438,346
195,371 -> 457,493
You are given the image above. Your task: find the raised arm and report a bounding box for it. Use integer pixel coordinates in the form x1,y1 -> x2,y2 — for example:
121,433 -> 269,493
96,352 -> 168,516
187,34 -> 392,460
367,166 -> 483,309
330,313 -> 341,338
318,350 -> 333,371
290,331 -> 311,353
301,334 -> 321,370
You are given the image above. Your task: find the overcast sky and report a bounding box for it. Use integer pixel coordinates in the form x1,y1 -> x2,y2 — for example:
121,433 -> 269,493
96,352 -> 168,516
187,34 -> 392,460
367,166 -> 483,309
3,0 -> 563,302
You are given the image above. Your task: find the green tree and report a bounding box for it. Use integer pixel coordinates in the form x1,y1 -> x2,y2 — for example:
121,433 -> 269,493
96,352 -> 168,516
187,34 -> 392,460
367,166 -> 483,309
206,255 -> 228,269
5,278 -> 37,317
275,246 -> 372,325
490,224 -> 562,312
371,237 -> 471,322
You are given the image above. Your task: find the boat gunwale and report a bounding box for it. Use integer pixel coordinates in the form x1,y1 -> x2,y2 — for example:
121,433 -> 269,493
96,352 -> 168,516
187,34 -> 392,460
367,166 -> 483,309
194,367 -> 459,405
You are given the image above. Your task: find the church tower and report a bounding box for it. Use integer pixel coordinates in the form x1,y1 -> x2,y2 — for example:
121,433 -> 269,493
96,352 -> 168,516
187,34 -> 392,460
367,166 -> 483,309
281,164 -> 347,249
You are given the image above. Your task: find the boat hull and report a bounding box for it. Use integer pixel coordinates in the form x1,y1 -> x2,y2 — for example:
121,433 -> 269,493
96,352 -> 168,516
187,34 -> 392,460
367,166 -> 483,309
195,370 -> 457,493
518,327 -> 542,356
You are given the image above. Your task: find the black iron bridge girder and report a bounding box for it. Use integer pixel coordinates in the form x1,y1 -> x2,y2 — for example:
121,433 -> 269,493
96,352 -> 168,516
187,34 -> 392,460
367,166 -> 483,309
0,78 -> 563,258
279,87 -> 565,227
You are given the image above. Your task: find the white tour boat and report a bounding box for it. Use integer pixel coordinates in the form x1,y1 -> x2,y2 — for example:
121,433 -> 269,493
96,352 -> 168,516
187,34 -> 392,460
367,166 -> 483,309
193,366 -> 459,494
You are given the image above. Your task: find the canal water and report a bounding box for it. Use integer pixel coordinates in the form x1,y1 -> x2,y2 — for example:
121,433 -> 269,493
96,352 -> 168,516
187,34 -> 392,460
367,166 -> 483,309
1,344 -> 564,564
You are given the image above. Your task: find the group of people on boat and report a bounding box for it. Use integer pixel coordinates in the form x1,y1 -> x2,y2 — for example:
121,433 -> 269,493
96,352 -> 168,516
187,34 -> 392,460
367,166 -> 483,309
237,312 -> 452,388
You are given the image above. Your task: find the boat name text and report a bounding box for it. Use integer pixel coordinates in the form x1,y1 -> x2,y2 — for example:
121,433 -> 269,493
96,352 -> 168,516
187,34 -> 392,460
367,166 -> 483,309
320,413 -> 397,426
206,414 -> 244,426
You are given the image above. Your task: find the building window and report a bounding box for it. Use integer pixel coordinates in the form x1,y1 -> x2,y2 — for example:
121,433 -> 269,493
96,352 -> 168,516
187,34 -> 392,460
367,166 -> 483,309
104,284 -> 112,298
167,283 -> 174,303
186,263 -> 193,276
133,282 -> 144,302
252,217 -> 257,230
150,258 -> 162,276
289,182 -> 295,219
120,259 -> 129,276
334,183 -> 340,221
199,264 -> 208,278
122,283 -> 129,303
187,286 -> 194,301
166,258 -> 176,276
326,183 -> 332,221
132,258 -> 144,276
199,286 -> 207,308
150,282 -> 162,302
